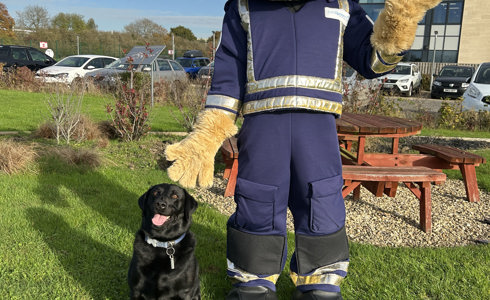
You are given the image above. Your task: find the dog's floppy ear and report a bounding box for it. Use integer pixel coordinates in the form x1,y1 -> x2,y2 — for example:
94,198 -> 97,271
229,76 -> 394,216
184,189 -> 198,221
138,186 -> 153,210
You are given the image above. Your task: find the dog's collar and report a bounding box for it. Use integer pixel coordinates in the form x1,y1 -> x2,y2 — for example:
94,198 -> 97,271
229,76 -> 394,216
145,233 -> 186,249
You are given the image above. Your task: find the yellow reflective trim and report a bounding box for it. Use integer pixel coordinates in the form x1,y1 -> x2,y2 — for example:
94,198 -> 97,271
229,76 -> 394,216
290,272 -> 344,287
371,50 -> 402,74
378,51 -> 404,65
289,261 -> 349,287
227,259 -> 279,284
206,95 -> 242,112
338,0 -> 350,13
247,75 -> 343,94
242,96 -> 342,115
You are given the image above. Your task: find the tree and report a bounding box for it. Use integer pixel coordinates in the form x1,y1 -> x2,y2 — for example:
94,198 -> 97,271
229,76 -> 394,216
86,18 -> 97,31
51,12 -> 87,33
16,5 -> 49,31
124,18 -> 167,39
170,26 -> 197,41
0,2 -> 15,38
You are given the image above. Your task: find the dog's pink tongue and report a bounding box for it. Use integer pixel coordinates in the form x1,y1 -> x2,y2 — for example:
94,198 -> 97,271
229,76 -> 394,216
152,214 -> 168,226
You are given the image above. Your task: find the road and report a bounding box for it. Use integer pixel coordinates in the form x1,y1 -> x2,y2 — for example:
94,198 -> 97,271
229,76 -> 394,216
385,91 -> 461,113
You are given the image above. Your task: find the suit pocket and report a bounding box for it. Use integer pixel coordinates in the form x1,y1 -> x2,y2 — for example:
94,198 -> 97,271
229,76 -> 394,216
309,174 -> 345,234
235,177 -> 278,232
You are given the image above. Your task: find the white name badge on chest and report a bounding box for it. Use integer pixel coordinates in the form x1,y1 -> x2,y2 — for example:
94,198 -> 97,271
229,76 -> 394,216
324,7 -> 350,27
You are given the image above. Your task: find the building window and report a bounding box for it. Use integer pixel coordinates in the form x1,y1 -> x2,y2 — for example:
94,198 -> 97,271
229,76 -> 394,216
359,0 -> 464,63
447,1 -> 463,24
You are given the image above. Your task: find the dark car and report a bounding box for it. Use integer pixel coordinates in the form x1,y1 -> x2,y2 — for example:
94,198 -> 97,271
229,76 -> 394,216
176,50 -> 210,78
197,61 -> 214,80
0,45 -> 56,71
431,65 -> 475,99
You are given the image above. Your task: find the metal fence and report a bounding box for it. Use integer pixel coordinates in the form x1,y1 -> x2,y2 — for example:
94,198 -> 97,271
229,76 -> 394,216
412,62 -> 479,76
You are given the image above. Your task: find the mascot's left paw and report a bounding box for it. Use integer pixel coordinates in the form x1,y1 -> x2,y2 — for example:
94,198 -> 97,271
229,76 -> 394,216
165,109 -> 237,189
371,0 -> 441,55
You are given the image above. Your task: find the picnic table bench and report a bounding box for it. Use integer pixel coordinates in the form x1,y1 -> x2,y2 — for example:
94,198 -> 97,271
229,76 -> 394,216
342,165 -> 446,232
412,144 -> 486,202
220,136 -> 239,197
220,137 -> 447,232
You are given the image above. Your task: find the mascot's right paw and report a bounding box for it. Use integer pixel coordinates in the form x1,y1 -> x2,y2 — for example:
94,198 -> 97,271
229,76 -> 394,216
164,109 -> 238,189
372,0 -> 441,55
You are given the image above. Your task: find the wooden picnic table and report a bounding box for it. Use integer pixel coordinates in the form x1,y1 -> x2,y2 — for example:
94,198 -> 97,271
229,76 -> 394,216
337,112 -> 485,203
336,112 -> 422,165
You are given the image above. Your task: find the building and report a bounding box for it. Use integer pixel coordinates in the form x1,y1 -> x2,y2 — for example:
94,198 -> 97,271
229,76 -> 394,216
359,0 -> 490,64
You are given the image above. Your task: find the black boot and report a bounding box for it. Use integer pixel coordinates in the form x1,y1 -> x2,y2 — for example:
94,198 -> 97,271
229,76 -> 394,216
226,286 -> 278,300
292,289 -> 343,300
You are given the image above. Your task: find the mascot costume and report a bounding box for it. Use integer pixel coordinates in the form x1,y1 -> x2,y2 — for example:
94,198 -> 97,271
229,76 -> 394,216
165,0 -> 440,299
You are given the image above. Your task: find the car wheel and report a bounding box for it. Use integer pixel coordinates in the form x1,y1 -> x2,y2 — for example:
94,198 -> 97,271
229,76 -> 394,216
406,84 -> 413,97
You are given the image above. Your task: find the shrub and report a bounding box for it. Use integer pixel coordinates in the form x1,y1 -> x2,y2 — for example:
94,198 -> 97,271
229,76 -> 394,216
343,75 -> 402,117
163,78 -> 207,132
106,85 -> 151,141
55,147 -> 102,168
0,139 -> 36,174
437,100 -> 463,129
45,90 -> 85,144
421,73 -> 432,91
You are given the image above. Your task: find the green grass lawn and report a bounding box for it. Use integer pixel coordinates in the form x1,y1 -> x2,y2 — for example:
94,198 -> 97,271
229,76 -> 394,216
2,89 -> 490,139
0,135 -> 488,299
0,89 -> 186,132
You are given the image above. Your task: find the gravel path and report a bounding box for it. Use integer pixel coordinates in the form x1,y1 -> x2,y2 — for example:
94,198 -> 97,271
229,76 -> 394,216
192,175 -> 489,248
161,134 -> 489,248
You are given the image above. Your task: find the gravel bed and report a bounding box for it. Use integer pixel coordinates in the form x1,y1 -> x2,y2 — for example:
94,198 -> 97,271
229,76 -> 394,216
163,136 -> 489,247
191,173 -> 489,248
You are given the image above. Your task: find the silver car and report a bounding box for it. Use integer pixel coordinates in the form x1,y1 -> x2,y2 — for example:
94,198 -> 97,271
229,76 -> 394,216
462,62 -> 490,111
85,58 -> 187,87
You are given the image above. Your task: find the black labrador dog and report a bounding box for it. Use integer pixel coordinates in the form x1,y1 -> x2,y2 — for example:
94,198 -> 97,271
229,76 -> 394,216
128,183 -> 200,299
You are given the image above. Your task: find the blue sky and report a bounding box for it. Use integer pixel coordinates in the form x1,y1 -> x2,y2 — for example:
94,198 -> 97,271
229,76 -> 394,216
2,0 -> 228,39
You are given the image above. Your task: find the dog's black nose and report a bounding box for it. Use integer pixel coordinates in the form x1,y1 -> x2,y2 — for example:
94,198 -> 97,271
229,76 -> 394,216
156,201 -> 166,209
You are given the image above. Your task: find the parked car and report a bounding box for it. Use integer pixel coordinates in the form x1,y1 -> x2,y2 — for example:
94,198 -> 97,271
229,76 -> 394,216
0,45 -> 56,71
85,58 -> 187,88
431,65 -> 475,99
461,62 -> 490,111
176,50 -> 210,78
36,55 -> 117,84
197,61 -> 214,80
378,62 -> 422,96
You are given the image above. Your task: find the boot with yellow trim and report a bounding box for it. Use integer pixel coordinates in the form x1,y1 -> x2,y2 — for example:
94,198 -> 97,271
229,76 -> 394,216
289,227 -> 350,300
225,286 -> 278,300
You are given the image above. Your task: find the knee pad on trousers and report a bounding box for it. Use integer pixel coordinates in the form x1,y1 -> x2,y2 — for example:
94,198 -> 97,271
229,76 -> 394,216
294,226 -> 349,274
227,226 -> 286,275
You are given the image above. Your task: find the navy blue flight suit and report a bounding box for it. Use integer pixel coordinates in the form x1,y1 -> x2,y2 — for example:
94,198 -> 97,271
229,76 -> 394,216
205,0 -> 402,294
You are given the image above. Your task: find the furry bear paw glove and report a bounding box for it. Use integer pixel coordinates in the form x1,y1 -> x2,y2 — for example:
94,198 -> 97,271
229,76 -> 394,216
371,0 -> 441,55
165,109 -> 238,189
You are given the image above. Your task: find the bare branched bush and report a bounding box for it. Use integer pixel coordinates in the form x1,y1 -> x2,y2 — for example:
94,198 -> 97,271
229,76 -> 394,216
46,89 -> 85,144
163,78 -> 208,132
0,139 -> 36,175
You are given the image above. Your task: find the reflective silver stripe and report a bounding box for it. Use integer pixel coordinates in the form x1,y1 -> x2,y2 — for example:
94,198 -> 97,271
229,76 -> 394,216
206,94 -> 242,112
335,0 -> 350,85
238,0 -> 250,31
227,259 -> 280,284
247,75 -> 343,94
290,261 -> 349,286
371,50 -> 402,74
238,0 -> 256,83
242,96 -> 342,115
